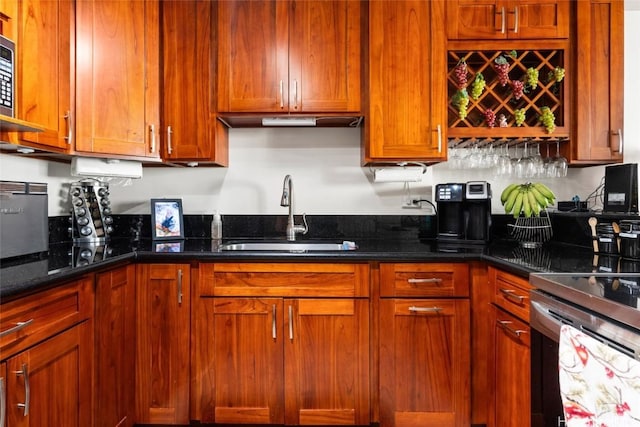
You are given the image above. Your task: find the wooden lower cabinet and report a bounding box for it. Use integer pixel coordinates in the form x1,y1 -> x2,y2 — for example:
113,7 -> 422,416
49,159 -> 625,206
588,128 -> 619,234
377,263 -> 470,427
199,296 -> 370,425
5,320 -> 92,426
135,263 -> 191,425
378,298 -> 470,427
95,264 -> 136,427
492,306 -> 531,427
195,262 -> 370,425
0,277 -> 94,427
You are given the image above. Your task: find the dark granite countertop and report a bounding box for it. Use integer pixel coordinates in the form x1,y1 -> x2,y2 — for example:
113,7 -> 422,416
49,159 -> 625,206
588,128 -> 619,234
1,212 -> 625,302
0,236 -> 598,302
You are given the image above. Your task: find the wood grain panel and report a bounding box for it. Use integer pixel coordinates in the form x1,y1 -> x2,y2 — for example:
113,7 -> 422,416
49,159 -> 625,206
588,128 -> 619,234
490,266 -> 531,322
380,262 -> 469,297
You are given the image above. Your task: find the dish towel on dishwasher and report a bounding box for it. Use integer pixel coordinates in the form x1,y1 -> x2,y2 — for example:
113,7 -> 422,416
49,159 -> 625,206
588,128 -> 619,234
559,324 -> 640,426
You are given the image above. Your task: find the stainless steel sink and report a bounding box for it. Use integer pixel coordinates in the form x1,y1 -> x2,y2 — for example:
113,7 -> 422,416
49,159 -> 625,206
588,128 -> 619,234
219,241 -> 357,252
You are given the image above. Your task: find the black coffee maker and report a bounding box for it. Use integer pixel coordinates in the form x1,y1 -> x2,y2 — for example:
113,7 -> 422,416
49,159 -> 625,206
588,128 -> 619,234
435,181 -> 492,244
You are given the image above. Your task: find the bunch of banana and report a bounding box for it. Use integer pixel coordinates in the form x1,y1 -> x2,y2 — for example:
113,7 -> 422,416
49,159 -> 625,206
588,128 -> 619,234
500,182 -> 556,218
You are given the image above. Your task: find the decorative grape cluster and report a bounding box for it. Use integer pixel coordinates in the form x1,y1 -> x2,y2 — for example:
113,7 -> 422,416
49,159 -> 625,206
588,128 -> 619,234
454,60 -> 468,89
470,73 -> 486,100
510,80 -> 525,100
484,108 -> 496,128
494,56 -> 510,86
539,106 -> 555,133
547,66 -> 565,83
514,108 -> 526,126
453,89 -> 470,119
526,67 -> 539,90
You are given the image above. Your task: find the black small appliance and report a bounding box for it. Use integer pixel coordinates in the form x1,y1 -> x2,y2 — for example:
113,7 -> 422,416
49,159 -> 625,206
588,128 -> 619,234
435,181 -> 492,244
604,163 -> 638,213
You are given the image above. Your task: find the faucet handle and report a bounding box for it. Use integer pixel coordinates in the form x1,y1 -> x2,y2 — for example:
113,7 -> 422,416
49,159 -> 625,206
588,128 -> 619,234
300,213 -> 309,235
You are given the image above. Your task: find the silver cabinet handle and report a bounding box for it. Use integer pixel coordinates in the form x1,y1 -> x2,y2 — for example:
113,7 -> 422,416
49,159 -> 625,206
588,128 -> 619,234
409,306 -> 443,313
293,80 -> 298,109
167,125 -> 173,155
614,128 -> 624,155
149,124 -> 156,153
177,269 -> 183,305
0,319 -> 34,338
0,376 -> 5,427
513,6 -> 519,33
500,6 -> 505,33
279,80 -> 284,109
288,305 -> 293,341
272,304 -> 277,339
15,363 -> 29,416
63,110 -> 73,145
496,320 -> 527,339
408,278 -> 442,284
437,124 -> 442,153
499,288 -> 526,304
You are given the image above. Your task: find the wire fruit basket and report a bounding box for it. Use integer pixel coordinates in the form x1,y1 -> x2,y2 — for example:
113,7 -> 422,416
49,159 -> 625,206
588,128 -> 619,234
508,211 -> 553,248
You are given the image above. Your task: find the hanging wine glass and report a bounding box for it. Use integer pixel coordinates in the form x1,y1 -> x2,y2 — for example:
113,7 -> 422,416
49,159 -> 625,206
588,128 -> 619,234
553,139 -> 568,177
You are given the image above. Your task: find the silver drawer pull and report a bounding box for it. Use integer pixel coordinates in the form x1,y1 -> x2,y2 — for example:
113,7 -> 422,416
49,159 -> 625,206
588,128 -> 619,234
409,306 -> 442,313
0,319 -> 34,338
499,288 -> 526,304
15,363 -> 29,416
497,320 -> 527,339
408,278 -> 442,284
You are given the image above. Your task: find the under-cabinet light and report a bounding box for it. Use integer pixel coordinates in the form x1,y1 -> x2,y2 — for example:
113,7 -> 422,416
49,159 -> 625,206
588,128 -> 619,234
261,117 -> 317,127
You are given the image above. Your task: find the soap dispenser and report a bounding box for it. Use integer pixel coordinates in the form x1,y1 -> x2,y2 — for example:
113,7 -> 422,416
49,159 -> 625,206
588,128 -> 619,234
211,211 -> 222,240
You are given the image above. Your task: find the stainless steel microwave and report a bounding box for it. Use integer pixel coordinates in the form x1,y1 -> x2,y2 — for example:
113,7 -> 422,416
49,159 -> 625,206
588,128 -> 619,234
0,35 -> 14,117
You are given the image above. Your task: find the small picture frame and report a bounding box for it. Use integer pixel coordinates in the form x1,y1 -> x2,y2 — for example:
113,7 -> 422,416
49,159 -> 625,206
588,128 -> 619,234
150,199 -> 184,240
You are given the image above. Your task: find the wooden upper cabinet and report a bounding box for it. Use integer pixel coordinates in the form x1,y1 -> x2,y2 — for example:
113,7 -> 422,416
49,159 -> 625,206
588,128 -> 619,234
571,0 -> 623,164
161,0 -> 228,165
217,0 -> 361,114
446,0 -> 570,40
364,0 -> 447,164
75,0 -> 161,159
0,0 -> 72,152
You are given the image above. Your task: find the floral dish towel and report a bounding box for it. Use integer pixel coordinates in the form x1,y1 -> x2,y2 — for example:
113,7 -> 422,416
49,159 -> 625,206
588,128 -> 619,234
559,324 -> 640,426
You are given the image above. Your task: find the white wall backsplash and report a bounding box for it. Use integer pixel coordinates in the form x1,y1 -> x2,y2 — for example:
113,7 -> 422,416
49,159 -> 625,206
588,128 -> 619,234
1,10 -> 638,216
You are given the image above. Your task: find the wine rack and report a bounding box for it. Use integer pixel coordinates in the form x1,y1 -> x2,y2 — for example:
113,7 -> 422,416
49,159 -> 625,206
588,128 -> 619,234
447,47 -> 568,140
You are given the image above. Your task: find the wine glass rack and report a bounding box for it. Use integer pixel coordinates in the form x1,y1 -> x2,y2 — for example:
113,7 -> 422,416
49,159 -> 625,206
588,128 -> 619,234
447,48 -> 568,140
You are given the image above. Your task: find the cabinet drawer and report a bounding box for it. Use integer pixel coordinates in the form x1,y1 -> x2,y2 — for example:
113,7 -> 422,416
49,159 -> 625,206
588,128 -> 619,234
0,276 -> 94,358
490,267 -> 531,322
199,263 -> 369,297
380,263 -> 469,297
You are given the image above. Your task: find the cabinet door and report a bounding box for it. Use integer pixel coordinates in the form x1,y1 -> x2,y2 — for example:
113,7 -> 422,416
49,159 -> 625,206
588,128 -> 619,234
161,0 -> 228,165
11,0 -> 72,152
379,299 -> 470,427
365,0 -> 446,163
493,306 -> 531,427
285,298 -> 369,425
6,321 -> 92,427
75,0 -> 160,158
95,265 -> 135,427
572,0 -> 624,163
135,264 -> 190,424
289,0 -> 361,113
446,0 -> 569,40
217,0 -> 288,113
205,297 -> 284,424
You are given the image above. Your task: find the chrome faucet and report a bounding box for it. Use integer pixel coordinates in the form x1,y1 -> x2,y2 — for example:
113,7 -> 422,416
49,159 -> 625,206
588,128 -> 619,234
280,174 -> 308,241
